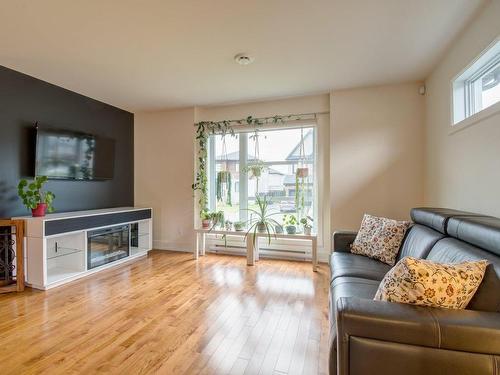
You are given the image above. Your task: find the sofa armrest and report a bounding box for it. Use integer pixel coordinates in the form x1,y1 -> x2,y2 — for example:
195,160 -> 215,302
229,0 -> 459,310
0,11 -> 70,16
336,297 -> 500,374
332,230 -> 357,253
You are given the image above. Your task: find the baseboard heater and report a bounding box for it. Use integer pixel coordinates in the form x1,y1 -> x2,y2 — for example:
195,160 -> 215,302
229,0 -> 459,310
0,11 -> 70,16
208,245 -> 311,261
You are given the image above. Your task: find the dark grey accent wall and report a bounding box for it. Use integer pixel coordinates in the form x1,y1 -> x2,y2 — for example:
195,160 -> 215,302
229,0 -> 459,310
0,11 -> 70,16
0,65 -> 134,218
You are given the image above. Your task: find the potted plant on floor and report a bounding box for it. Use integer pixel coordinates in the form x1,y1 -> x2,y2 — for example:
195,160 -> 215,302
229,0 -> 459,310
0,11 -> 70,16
301,216 -> 313,235
17,176 -> 55,217
283,214 -> 298,234
245,195 -> 280,245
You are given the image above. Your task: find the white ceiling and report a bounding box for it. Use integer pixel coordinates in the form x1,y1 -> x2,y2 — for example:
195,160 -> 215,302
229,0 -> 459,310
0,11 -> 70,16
0,0 -> 485,112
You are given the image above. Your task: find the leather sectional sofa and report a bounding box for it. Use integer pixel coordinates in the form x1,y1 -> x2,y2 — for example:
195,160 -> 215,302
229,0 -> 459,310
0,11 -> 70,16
329,208 -> 500,375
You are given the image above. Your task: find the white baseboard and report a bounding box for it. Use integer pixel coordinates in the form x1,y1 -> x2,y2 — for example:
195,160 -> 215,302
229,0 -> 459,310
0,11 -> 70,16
153,240 -> 194,253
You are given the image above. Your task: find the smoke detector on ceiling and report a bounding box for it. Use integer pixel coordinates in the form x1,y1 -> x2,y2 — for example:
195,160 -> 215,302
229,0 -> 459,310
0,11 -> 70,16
234,53 -> 254,65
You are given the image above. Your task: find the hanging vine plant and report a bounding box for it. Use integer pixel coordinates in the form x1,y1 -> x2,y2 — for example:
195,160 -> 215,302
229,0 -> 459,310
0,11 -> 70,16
192,114 -> 316,217
216,170 -> 232,206
295,128 -> 309,219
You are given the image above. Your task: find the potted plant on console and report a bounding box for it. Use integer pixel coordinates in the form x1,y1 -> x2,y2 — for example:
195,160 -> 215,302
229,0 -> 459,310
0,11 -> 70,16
17,176 -> 55,217
300,216 -> 313,235
283,214 -> 298,234
201,210 -> 212,229
245,195 -> 280,244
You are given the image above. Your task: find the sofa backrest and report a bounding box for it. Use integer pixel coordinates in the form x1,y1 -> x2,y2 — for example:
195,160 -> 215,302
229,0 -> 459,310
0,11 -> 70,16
406,208 -> 500,312
410,207 -> 482,234
426,238 -> 500,312
396,224 -> 444,261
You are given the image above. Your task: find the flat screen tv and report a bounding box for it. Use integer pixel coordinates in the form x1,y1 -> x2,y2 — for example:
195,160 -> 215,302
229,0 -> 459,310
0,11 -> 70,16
35,128 -> 115,180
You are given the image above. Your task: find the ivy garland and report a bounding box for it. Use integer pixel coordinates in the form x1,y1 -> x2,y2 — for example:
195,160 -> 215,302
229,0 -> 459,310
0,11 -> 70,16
192,114 -> 312,217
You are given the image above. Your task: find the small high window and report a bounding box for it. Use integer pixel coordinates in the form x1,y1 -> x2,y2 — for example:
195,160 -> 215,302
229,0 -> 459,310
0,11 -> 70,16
452,39 -> 500,126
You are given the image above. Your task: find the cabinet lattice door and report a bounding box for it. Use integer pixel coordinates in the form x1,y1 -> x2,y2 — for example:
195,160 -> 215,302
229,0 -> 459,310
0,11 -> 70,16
0,219 -> 24,293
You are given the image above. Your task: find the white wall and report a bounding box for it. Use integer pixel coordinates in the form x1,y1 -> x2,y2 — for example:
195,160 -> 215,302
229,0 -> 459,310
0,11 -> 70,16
196,94 -> 332,259
425,0 -> 500,216
135,87 -> 427,258
134,108 -> 196,252
330,83 -> 426,230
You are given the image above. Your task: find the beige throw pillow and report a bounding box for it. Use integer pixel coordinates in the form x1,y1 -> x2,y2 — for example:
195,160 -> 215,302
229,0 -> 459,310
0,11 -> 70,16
374,257 -> 488,309
350,214 -> 410,265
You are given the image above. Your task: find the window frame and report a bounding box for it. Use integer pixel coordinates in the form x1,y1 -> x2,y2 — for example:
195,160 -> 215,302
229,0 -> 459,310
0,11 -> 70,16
206,122 -> 320,252
451,37 -> 500,133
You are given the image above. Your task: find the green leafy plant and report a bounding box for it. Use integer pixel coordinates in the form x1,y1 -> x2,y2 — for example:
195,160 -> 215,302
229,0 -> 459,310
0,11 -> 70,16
209,211 -> 225,229
283,214 -> 298,226
216,171 -> 232,206
295,171 -> 307,217
245,195 -> 280,245
201,210 -> 211,220
283,214 -> 298,234
300,216 -> 313,229
17,176 -> 55,212
234,221 -> 245,231
243,163 -> 265,179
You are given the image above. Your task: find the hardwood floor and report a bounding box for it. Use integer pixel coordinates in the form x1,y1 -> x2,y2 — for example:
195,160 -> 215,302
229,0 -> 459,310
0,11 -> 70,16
0,251 -> 330,375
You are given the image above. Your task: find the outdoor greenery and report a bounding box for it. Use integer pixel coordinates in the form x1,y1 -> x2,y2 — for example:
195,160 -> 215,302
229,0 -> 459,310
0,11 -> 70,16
17,176 -> 55,212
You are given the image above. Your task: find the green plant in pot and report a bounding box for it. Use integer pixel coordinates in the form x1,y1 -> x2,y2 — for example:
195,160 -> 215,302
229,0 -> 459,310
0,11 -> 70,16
17,176 -> 55,217
300,216 -> 314,235
224,220 -> 233,231
216,171 -> 232,206
245,195 -> 280,245
234,221 -> 245,231
243,163 -> 265,192
283,214 -> 298,234
210,211 -> 225,229
201,210 -> 211,229
274,223 -> 284,234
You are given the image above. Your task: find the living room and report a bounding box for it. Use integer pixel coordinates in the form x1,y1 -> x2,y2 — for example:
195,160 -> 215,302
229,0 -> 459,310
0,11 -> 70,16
0,1 -> 499,374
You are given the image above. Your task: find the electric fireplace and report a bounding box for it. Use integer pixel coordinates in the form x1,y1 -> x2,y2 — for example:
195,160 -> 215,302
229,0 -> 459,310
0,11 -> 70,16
87,224 -> 129,269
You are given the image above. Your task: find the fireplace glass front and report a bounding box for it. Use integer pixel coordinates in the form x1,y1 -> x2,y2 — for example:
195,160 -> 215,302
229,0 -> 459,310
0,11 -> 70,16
87,224 -> 129,269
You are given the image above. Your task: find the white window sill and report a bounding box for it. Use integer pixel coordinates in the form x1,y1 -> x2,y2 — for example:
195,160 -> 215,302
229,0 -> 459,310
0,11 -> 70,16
450,100 -> 500,135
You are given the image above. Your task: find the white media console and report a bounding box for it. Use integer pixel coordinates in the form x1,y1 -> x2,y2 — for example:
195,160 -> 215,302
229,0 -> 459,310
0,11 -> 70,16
14,207 -> 152,290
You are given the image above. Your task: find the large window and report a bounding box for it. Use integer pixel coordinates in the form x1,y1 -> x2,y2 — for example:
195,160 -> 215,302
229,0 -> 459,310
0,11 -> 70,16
452,39 -> 500,126
207,126 -> 317,233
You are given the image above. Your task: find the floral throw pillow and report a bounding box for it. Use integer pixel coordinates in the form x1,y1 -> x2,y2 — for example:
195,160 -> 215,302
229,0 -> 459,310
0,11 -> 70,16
350,214 -> 410,265
374,257 -> 488,309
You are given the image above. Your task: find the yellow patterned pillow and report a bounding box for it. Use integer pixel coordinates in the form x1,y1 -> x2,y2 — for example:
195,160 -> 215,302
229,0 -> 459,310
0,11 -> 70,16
374,257 -> 488,309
